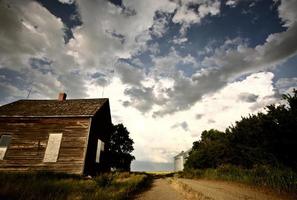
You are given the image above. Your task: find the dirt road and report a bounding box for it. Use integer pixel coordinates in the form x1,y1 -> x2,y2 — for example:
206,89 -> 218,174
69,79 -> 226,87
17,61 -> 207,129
136,178 -> 295,200
135,179 -> 184,200
175,178 -> 293,200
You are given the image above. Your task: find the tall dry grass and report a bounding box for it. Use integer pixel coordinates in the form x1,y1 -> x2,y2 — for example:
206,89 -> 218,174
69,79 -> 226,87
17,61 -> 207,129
180,164 -> 297,193
0,171 -> 151,200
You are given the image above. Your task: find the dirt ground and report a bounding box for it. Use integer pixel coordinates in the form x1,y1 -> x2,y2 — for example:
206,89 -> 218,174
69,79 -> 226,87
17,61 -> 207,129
175,178 -> 295,200
134,179 -> 184,200
135,178 -> 295,200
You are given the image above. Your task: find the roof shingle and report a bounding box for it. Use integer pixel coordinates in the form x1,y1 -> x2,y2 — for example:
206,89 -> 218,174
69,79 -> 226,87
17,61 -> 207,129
0,99 -> 108,117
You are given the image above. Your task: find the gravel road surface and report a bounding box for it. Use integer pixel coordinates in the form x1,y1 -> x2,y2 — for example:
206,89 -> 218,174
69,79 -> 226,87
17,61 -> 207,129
135,178 -> 295,200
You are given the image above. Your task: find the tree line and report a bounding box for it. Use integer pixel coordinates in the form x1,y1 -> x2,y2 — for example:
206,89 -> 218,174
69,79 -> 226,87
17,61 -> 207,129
185,89 -> 297,171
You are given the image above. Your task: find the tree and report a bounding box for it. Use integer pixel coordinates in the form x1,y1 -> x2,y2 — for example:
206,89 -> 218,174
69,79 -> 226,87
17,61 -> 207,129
185,89 -> 297,170
185,129 -> 231,169
107,123 -> 135,171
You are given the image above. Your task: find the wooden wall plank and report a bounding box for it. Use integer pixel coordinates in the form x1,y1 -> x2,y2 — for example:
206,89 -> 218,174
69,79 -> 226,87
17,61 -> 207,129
0,117 -> 90,174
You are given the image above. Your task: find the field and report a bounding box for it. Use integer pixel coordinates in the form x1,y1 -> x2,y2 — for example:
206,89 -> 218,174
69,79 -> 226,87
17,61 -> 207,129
0,171 -> 151,200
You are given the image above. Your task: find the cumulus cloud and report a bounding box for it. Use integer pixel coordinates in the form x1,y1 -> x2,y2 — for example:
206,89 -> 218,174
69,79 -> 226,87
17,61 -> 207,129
277,0 -> 297,27
0,0 -> 65,69
275,77 -> 297,94
150,0 -> 297,116
58,0 -> 75,4
0,0 -> 84,100
225,0 -> 256,8
226,0 -> 239,7
1,0 -> 296,117
0,0 -> 177,102
172,37 -> 188,44
68,0 -> 176,70
150,13 -> 169,38
87,72 -> 279,162
121,49 -> 198,115
172,0 -> 221,35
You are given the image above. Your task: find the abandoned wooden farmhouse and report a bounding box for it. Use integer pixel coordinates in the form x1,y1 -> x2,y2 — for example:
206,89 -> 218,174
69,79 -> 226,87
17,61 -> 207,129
0,93 -> 112,175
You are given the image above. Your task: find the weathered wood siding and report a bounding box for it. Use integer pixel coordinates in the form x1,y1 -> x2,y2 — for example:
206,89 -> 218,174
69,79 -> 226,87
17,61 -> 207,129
0,117 -> 90,174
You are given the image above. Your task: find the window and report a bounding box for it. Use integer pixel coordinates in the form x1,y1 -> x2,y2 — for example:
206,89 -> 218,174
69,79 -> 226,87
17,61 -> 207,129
43,133 -> 62,162
0,135 -> 11,160
96,139 -> 105,163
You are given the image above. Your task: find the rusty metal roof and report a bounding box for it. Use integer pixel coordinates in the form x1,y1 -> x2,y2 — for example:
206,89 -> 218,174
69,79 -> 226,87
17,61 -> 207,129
0,98 -> 108,117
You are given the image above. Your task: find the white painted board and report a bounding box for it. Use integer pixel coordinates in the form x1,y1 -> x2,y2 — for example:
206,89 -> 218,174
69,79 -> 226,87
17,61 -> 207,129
0,147 -> 7,160
96,139 -> 104,163
43,133 -> 62,162
0,135 -> 11,160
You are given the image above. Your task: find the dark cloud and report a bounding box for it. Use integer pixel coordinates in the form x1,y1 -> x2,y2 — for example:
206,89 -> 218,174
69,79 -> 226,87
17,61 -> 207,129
58,72 -> 88,98
0,68 -> 29,90
0,83 -> 24,104
171,121 -> 189,132
123,86 -> 154,113
90,72 -> 109,87
30,57 -> 53,74
0,68 -> 32,104
180,121 -> 189,131
106,30 -> 126,45
238,92 -> 259,103
196,114 -> 203,119
208,119 -> 216,124
115,62 -> 145,86
249,94 -> 280,112
122,100 -> 130,107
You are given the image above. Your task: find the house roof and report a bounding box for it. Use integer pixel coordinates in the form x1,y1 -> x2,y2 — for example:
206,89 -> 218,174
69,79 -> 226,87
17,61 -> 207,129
0,98 -> 108,117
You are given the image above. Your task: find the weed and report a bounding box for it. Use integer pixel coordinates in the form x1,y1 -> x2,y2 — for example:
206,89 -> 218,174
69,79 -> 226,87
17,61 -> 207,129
0,171 -> 150,200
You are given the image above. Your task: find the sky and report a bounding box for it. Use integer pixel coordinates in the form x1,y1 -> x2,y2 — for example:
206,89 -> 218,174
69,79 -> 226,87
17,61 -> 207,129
0,0 -> 297,169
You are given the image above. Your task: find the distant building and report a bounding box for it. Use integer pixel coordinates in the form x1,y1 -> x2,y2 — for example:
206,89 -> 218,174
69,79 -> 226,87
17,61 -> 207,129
0,93 -> 112,175
174,149 -> 191,171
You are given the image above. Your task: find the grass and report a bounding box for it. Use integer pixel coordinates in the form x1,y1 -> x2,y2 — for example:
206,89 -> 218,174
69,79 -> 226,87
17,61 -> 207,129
145,171 -> 173,174
0,171 -> 151,200
179,164 -> 297,194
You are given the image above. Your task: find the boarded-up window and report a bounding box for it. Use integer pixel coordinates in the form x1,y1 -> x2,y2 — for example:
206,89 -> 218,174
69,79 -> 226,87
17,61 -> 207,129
96,139 -> 104,163
0,135 -> 11,160
43,133 -> 62,162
